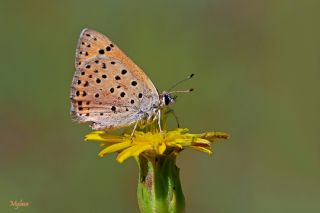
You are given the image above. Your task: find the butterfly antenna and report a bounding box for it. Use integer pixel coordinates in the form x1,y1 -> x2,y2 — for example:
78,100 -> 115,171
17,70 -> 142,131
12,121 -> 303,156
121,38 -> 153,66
168,88 -> 194,94
168,73 -> 194,92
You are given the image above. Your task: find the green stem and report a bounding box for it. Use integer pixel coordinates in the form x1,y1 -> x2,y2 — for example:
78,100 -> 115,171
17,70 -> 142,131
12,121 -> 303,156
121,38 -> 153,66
136,153 -> 185,213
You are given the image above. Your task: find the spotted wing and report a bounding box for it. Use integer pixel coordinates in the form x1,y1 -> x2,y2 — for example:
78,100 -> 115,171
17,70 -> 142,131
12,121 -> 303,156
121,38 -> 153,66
70,28 -> 159,130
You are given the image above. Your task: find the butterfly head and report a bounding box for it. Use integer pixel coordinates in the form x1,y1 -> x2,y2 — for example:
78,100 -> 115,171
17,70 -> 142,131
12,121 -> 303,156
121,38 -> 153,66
160,92 -> 177,107
159,74 -> 195,108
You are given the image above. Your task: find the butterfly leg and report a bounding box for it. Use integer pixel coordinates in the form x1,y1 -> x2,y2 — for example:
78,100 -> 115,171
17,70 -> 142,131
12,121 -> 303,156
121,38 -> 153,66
130,120 -> 139,139
166,108 -> 180,128
157,110 -> 165,138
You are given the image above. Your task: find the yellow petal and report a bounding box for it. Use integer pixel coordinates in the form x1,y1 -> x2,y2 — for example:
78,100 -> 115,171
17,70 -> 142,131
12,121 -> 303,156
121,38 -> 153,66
167,138 -> 192,147
98,141 -> 132,157
189,146 -> 213,155
201,132 -> 230,141
157,142 -> 166,155
117,143 -> 152,163
85,132 -> 125,143
192,138 -> 211,145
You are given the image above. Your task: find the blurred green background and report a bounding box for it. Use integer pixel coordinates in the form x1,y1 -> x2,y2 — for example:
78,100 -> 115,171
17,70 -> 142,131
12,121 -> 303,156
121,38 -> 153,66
1,0 -> 319,212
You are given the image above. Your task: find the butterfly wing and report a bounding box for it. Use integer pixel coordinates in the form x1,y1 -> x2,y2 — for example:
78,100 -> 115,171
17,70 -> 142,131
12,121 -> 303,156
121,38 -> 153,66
70,28 -> 159,130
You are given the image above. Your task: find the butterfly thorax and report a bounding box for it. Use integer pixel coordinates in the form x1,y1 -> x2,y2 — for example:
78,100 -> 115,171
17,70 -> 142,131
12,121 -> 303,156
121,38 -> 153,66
134,92 -> 174,127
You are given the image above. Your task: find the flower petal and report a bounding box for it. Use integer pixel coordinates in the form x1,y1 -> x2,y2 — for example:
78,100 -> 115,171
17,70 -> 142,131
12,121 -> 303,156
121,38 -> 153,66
189,146 -> 213,155
157,141 -> 166,155
192,138 -> 211,145
117,143 -> 152,163
201,132 -> 230,141
98,141 -> 132,157
85,132 -> 125,143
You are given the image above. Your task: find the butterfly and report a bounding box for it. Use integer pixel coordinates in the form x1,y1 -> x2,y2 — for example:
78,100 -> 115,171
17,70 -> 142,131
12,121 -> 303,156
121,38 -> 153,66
70,28 -> 193,134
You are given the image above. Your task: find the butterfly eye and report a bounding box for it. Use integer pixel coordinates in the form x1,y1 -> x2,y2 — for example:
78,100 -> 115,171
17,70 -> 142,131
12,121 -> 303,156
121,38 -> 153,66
164,94 -> 174,106
165,96 -> 170,105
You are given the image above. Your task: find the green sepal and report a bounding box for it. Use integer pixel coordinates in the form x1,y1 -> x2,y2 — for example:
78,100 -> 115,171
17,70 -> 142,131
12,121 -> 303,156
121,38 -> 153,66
136,152 -> 185,213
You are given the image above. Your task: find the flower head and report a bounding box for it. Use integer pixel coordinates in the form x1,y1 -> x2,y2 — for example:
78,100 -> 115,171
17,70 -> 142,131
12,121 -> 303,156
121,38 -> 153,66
82,111 -> 230,213
85,128 -> 229,163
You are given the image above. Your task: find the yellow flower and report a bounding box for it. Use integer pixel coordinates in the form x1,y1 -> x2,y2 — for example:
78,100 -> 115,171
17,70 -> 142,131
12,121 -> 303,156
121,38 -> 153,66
85,128 -> 229,163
